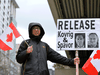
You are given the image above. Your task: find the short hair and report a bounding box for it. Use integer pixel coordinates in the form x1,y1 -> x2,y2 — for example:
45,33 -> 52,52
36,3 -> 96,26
88,33 -> 99,48
89,33 -> 98,41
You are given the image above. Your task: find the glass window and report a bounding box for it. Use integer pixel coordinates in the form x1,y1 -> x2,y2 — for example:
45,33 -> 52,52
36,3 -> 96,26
8,6 -> 9,9
3,18 -> 5,22
7,12 -> 9,15
2,30 -> 4,33
2,24 -> 4,28
7,23 -> 8,26
3,6 -> 5,9
4,0 -> 6,3
8,0 -> 9,3
7,17 -> 9,20
3,12 -> 5,16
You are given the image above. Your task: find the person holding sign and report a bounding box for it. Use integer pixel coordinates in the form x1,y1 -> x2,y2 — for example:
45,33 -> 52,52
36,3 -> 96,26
16,22 -> 80,75
88,33 -> 99,48
75,33 -> 85,48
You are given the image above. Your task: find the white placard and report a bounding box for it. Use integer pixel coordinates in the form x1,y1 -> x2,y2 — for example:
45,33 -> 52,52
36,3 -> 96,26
56,18 -> 100,50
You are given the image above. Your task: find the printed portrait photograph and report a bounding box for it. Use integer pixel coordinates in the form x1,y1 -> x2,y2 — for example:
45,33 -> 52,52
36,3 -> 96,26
88,33 -> 99,48
75,33 -> 85,48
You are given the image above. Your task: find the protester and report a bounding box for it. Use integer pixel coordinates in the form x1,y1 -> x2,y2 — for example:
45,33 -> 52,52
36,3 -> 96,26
16,22 -> 79,75
88,33 -> 99,48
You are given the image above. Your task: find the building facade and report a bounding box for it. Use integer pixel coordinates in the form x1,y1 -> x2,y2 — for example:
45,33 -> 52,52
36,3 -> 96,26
0,0 -> 20,74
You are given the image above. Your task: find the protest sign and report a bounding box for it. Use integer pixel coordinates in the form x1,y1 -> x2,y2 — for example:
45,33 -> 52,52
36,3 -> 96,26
56,18 -> 100,50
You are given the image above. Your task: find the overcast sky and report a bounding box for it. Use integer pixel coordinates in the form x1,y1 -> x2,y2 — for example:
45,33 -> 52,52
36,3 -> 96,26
16,0 -> 66,70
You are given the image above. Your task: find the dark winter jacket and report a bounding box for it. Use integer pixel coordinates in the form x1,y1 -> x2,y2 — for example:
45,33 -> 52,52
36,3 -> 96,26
16,22 -> 74,75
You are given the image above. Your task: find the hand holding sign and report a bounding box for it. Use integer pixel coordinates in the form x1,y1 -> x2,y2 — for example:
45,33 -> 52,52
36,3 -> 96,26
74,57 -> 80,65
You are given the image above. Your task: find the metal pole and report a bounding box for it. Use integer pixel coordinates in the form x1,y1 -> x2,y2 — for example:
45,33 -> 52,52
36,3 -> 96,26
76,50 -> 79,75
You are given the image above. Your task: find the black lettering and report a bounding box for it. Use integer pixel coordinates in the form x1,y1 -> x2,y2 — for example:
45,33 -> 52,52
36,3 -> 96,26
57,41 -> 63,50
91,20 -> 95,29
85,20 -> 89,29
79,20 -> 84,29
58,31 -> 61,37
58,21 -> 63,30
64,21 -> 68,30
75,20 -> 78,29
70,21 -> 73,29
57,41 -> 73,50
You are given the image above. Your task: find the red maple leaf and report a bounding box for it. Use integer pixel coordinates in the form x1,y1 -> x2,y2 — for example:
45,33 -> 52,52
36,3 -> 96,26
93,50 -> 100,59
6,32 -> 13,42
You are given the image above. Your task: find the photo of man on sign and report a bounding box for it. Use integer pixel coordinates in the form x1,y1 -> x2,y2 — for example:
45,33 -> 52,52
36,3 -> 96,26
88,33 -> 99,48
75,33 -> 85,48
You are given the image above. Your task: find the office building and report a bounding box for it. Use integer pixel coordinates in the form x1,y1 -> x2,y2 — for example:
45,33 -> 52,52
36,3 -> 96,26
0,0 -> 19,74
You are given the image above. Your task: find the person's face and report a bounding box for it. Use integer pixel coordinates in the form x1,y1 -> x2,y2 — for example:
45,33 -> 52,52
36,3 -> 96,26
89,34 -> 98,46
76,35 -> 84,47
32,26 -> 40,36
